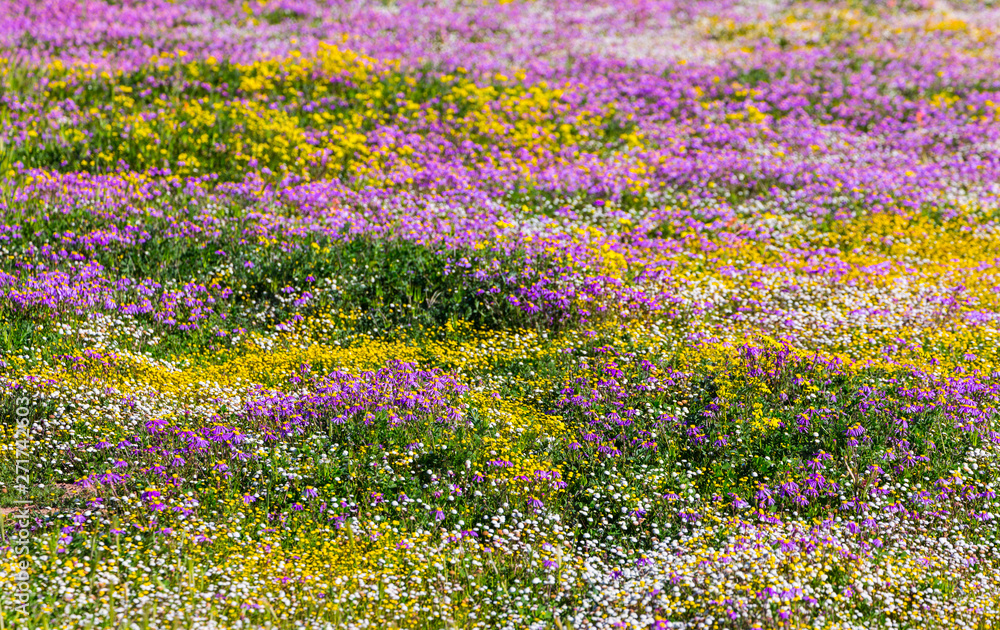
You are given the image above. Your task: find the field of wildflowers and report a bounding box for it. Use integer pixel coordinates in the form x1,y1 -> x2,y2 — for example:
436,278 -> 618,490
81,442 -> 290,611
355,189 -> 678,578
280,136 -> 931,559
2,0 -> 1000,628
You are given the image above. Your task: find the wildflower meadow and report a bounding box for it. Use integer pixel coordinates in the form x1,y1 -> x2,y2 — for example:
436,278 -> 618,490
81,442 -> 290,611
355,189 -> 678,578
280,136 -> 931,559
1,1 -> 1000,628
